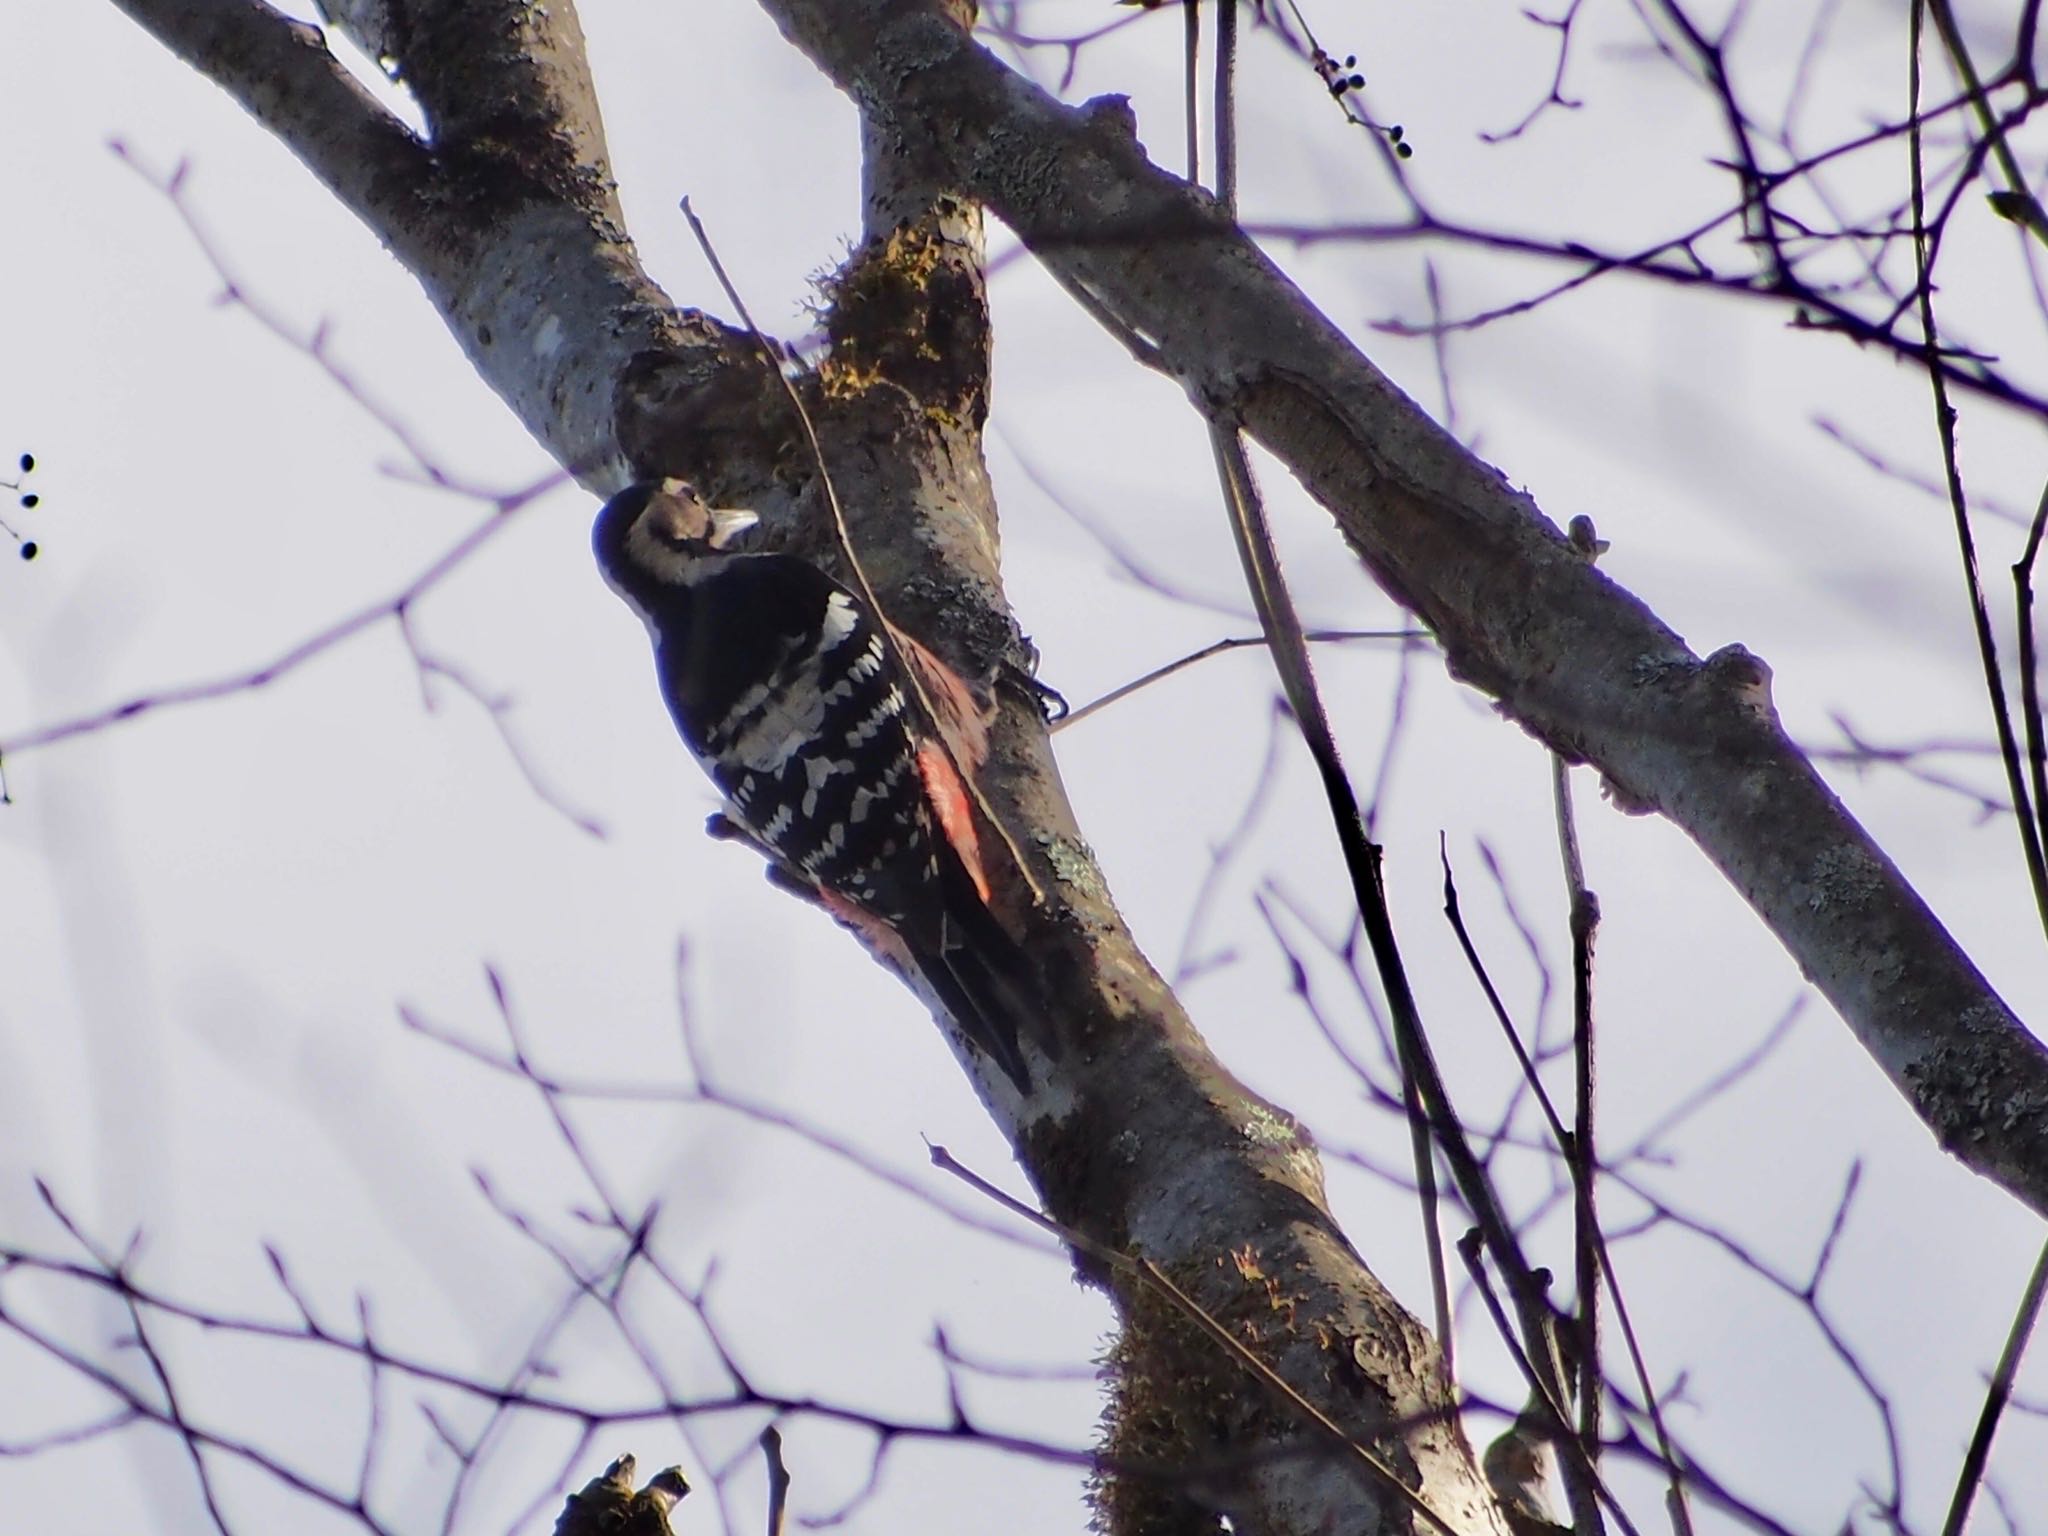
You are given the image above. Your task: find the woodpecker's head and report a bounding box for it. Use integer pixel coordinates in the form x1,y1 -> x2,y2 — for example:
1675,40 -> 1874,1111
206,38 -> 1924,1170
593,478 -> 761,603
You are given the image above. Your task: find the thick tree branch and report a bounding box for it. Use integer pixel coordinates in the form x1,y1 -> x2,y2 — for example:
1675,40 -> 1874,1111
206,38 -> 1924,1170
106,0 -> 436,262
759,0 -> 2048,1222
792,17 -> 1514,1533
109,0 -> 760,492
398,0 -> 619,222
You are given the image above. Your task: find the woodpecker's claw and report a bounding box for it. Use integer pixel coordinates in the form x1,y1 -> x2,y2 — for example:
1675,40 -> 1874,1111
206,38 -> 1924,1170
762,861 -> 817,900
999,654 -> 1068,722
704,811 -> 749,842
707,813 -> 822,904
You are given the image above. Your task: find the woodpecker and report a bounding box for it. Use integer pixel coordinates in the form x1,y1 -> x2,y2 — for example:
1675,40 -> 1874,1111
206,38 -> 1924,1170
592,478 -> 1038,1092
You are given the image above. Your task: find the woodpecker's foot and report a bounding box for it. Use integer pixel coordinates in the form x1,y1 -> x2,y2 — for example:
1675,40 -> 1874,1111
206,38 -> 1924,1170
999,655 -> 1068,723
761,861 -> 816,900
704,811 -> 750,843
708,815 -> 819,905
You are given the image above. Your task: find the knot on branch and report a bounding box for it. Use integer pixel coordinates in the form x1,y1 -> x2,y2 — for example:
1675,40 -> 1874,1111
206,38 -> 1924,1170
614,341 -> 803,495
1698,643 -> 1777,726
821,215 -> 991,429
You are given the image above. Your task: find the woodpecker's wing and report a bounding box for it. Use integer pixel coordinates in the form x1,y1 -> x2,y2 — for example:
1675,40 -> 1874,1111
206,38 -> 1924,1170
666,556 -> 1041,1090
652,553 -> 937,923
650,554 -> 851,764
922,849 -> 1038,1092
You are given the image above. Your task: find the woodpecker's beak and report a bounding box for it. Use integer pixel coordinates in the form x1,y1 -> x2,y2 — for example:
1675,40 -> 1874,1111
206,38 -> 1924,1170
705,507 -> 760,550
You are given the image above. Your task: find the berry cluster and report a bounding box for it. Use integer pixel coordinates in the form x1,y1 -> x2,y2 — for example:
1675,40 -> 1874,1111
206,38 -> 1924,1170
1314,47 -> 1366,97
1310,46 -> 1414,159
1,453 -> 40,560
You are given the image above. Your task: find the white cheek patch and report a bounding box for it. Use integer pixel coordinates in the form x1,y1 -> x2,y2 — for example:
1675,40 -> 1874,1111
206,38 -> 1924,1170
622,517 -> 697,585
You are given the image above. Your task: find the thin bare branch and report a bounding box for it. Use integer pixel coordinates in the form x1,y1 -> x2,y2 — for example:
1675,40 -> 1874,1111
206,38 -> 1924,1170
1940,1240 -> 2048,1536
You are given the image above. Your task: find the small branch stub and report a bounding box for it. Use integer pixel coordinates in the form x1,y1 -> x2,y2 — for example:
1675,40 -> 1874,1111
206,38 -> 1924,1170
553,1454 -> 689,1536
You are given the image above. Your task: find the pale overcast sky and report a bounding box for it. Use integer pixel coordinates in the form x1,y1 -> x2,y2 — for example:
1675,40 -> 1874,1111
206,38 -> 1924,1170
3,1 -> 2045,1532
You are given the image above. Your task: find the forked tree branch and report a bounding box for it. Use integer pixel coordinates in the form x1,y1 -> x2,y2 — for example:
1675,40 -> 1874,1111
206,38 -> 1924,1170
98,4 -> 1521,1533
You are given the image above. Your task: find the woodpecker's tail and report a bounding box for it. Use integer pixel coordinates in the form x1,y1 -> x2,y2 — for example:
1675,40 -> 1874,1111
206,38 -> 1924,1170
914,944 -> 1035,1093
912,854 -> 1044,1094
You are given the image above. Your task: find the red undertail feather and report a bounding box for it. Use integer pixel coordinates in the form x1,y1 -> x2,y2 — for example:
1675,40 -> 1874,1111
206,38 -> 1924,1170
915,739 -> 991,904
894,628 -> 993,774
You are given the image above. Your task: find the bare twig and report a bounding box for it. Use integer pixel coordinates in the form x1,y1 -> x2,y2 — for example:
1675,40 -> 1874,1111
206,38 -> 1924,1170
1054,627 -> 1426,732
1905,0 -> 2048,932
2010,479 -> 2048,879
111,143 -> 466,489
401,612 -> 605,837
1480,0 -> 1588,143
1205,423 -> 1455,1396
1212,0 -> 1237,211
1,495 -> 549,756
761,1428 -> 792,1536
1553,753 -> 1604,1472
1940,1239 -> 2048,1536
1438,842 -> 1695,1534
1922,0 -> 2048,246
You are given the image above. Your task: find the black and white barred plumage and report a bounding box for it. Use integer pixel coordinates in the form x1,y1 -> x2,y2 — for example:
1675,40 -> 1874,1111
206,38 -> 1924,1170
592,478 -> 1035,1090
